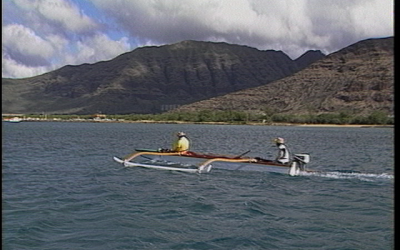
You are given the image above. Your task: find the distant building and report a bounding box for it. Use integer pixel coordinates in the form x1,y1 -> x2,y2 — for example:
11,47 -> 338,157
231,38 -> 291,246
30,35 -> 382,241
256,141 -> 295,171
92,114 -> 107,118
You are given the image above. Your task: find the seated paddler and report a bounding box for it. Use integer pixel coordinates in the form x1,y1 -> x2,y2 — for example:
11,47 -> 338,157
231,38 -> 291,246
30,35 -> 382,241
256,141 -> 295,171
274,137 -> 290,164
254,137 -> 290,164
171,131 -> 190,153
168,131 -> 190,153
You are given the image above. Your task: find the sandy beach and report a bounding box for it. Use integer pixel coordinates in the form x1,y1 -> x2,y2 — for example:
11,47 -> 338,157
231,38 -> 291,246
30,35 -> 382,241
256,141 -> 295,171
11,118 -> 393,128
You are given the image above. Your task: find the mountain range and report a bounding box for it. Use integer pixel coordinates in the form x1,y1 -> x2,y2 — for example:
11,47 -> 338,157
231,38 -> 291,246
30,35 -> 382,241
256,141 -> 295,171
173,37 -> 394,116
2,37 -> 393,116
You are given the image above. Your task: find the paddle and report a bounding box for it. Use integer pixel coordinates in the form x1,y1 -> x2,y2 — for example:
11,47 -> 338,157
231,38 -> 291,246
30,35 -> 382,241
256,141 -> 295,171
234,150 -> 251,158
123,148 -> 163,160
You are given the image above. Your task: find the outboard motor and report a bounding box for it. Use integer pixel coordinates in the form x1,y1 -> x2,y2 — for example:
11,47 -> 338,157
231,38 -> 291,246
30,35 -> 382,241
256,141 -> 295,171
293,154 -> 310,170
289,153 -> 310,176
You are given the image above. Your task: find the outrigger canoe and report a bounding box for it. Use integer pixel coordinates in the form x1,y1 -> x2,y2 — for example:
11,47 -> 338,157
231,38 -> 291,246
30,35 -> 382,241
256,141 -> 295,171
113,148 -> 311,176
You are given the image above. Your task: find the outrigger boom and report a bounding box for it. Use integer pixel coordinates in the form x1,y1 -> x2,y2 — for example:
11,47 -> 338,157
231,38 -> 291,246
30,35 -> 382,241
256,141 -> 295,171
114,149 -> 311,176
197,157 -> 257,173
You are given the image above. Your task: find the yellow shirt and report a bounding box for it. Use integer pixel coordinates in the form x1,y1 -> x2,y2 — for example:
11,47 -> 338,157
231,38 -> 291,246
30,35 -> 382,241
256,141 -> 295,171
172,137 -> 189,152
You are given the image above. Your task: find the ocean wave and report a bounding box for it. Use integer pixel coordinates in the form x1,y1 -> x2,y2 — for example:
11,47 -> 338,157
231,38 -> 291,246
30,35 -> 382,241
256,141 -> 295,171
301,171 -> 393,182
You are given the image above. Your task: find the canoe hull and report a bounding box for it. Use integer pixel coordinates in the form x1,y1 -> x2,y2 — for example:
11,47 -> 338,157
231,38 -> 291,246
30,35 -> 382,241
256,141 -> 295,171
113,153 -> 301,175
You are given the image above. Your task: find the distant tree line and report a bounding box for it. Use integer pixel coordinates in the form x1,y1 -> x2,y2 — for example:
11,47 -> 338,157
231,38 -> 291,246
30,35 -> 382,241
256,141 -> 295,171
28,110 -> 394,125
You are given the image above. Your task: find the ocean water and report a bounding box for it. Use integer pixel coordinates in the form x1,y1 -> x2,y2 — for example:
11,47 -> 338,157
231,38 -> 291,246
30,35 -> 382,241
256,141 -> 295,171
2,122 -> 394,250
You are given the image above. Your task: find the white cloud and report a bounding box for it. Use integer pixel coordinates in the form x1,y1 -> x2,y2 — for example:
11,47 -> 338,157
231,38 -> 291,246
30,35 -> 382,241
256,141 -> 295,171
2,0 -> 127,78
91,0 -> 393,58
2,24 -> 55,65
2,0 -> 394,78
2,23 -> 131,78
2,51 -> 50,78
13,0 -> 98,33
64,33 -> 131,65
350,0 -> 394,37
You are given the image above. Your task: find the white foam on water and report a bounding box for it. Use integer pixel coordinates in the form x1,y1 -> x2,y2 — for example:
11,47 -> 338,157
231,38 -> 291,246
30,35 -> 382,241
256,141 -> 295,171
300,170 -> 394,182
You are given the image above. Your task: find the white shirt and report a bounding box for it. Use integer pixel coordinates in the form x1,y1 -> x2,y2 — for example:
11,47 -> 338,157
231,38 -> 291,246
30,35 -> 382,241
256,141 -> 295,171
276,143 -> 290,164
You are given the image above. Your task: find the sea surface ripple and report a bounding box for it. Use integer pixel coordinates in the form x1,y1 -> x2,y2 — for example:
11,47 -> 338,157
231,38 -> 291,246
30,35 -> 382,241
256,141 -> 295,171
3,122 -> 393,250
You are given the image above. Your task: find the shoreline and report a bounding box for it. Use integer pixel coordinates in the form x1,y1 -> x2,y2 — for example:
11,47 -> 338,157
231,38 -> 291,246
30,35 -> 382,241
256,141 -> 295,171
6,118 -> 394,128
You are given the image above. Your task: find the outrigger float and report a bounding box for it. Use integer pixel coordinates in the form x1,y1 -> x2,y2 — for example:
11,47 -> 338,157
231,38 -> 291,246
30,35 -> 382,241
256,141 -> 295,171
113,149 -> 311,176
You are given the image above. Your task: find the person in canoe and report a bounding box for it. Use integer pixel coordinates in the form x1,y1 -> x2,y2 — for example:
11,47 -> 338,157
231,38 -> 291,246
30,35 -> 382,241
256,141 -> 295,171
172,132 -> 190,152
274,137 -> 290,164
159,132 -> 190,153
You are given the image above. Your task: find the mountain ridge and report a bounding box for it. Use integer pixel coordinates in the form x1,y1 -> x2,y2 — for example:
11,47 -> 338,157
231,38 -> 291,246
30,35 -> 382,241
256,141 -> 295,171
172,37 -> 393,116
2,37 -> 393,116
2,40 -> 324,114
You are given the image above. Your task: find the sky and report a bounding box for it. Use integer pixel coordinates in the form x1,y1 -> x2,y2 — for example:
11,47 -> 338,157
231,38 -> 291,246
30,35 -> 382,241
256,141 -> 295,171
2,0 -> 394,79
